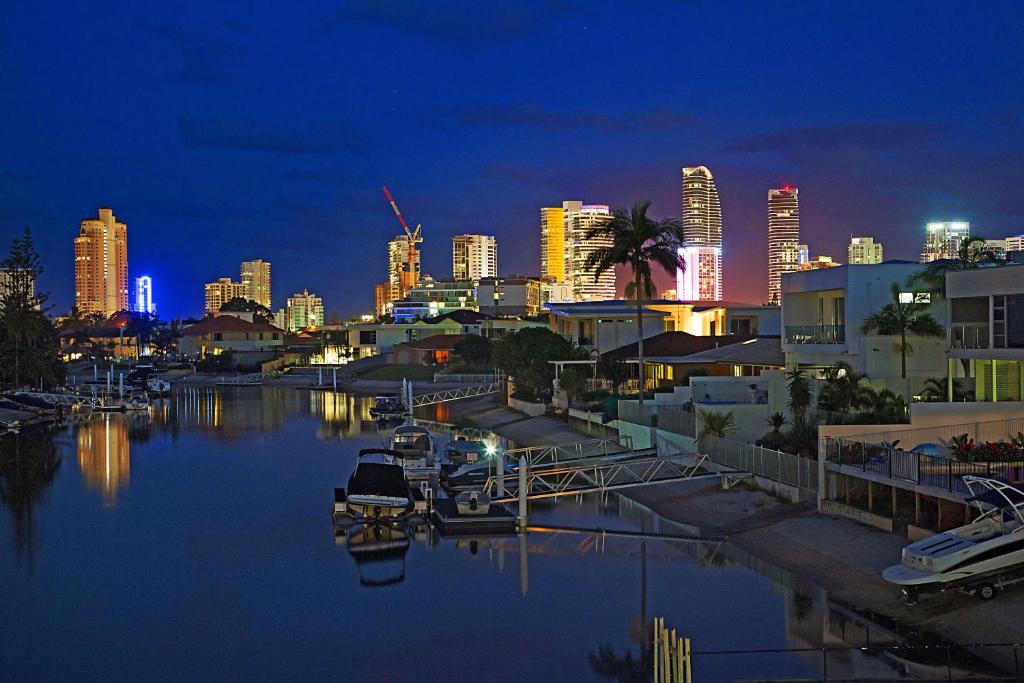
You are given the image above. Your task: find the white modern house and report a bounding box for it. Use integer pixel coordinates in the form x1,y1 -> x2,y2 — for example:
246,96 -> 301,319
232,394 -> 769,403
781,262 -> 946,394
946,263 -> 1024,402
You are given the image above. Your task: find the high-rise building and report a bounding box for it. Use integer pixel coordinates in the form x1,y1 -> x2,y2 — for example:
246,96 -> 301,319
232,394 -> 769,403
204,277 -> 246,314
388,235 -> 420,302
374,283 -> 392,318
921,221 -> 970,262
134,276 -> 155,315
74,207 -> 128,316
1005,234 -> 1024,252
452,234 -> 497,281
286,289 -> 324,331
767,187 -> 800,304
540,207 -> 567,283
566,202 -> 615,302
677,166 -> 722,300
848,237 -> 884,264
799,255 -> 841,270
240,260 -> 271,308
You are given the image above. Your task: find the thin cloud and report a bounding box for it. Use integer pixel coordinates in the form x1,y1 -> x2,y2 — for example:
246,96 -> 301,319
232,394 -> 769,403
728,122 -> 943,154
323,0 -> 585,46
178,116 -> 370,155
434,103 -> 700,133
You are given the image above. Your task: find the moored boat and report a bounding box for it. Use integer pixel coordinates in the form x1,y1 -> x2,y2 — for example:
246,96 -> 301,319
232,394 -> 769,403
343,449 -> 413,521
388,424 -> 439,479
369,394 -> 405,421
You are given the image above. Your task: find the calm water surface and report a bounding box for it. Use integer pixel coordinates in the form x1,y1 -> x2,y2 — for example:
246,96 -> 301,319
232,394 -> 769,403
0,388 -> 988,681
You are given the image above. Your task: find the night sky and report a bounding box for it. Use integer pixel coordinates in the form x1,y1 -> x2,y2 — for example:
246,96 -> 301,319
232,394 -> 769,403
2,1 -> 1022,318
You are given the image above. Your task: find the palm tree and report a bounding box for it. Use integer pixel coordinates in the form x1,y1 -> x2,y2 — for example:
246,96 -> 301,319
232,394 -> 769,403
697,408 -> 736,438
786,368 -> 812,422
909,236 -> 1006,299
584,201 -> 685,405
860,282 -> 944,379
818,362 -> 870,422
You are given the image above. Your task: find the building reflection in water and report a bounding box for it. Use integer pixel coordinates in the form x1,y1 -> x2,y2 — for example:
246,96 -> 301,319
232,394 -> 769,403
310,391 -> 375,439
76,414 -> 130,504
157,387 -> 286,438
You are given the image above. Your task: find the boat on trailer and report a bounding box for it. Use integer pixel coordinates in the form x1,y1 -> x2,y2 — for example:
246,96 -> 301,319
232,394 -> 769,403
883,476 -> 1024,602
336,449 -> 413,522
388,424 -> 439,479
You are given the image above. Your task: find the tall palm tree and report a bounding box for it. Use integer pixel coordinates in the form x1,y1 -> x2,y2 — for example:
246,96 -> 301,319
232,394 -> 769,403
584,201 -> 685,405
861,282 -> 944,379
909,236 -> 1006,299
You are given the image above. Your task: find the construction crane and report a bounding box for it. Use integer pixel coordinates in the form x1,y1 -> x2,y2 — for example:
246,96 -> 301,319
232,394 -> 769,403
381,186 -> 422,245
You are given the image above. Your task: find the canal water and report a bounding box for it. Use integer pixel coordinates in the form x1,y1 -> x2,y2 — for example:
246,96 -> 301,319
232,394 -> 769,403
0,388 -> 1002,681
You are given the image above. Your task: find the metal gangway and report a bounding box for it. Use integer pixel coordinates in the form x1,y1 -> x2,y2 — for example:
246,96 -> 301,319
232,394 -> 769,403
504,436 -> 645,468
410,380 -> 501,408
484,453 -> 713,503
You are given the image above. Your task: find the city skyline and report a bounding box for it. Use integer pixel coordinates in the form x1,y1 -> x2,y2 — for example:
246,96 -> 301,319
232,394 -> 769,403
4,2 -> 1024,316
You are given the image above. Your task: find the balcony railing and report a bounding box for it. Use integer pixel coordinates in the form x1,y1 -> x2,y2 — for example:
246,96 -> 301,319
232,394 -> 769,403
785,324 -> 845,344
950,323 -> 989,350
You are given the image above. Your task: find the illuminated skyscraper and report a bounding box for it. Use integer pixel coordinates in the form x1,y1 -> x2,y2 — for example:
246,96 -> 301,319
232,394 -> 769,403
204,277 -> 246,314
74,207 -> 128,316
848,237 -> 884,264
767,187 -> 800,304
286,289 -> 324,331
389,235 -> 421,301
134,276 -> 155,314
452,234 -> 497,281
240,259 -> 271,308
920,222 -> 970,262
677,166 -> 722,301
540,206 -> 567,283
566,202 -> 615,301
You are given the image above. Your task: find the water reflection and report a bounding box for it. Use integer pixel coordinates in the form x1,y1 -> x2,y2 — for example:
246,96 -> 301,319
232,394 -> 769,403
0,428 -> 62,555
76,414 -> 131,503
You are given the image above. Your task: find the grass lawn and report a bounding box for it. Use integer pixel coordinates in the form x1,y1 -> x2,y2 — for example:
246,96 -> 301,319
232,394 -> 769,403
359,364 -> 436,381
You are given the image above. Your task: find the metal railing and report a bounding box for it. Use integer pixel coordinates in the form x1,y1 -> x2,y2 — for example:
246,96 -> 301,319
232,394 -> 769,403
432,373 -> 499,383
950,322 -> 990,349
700,434 -> 818,497
618,401 -> 658,426
784,324 -> 845,344
825,437 -> 1024,495
504,436 -> 632,468
839,416 -> 1024,450
658,405 -> 697,437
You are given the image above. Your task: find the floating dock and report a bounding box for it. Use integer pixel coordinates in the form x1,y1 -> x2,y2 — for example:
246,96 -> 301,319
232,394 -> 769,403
432,498 -> 517,535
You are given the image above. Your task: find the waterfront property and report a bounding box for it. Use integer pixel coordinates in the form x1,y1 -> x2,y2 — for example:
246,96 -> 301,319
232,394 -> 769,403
781,261 -> 946,394
178,314 -> 284,363
945,263 -> 1024,402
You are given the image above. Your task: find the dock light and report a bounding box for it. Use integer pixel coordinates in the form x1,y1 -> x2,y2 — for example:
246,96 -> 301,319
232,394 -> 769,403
485,445 -> 497,457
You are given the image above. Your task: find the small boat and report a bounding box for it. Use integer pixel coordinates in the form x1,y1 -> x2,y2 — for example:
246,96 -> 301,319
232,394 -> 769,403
344,522 -> 410,588
344,449 -> 413,520
369,394 -> 406,421
455,490 -> 492,515
124,392 -> 150,411
146,378 -> 171,396
388,424 -> 439,479
883,476 -> 1024,601
443,458 -> 515,490
445,438 -> 491,467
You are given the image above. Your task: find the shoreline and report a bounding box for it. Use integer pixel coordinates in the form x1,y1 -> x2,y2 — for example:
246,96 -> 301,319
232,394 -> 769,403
442,395 -> 1024,674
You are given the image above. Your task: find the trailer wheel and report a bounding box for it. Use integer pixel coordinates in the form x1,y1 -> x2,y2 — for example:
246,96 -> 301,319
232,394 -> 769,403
977,583 -> 996,600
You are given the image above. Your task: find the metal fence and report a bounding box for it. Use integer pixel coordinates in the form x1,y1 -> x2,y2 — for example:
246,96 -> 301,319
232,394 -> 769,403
824,437 -> 1024,495
700,433 -> 818,497
658,405 -> 696,437
432,373 -> 499,383
618,401 -> 659,427
841,416 -> 1024,450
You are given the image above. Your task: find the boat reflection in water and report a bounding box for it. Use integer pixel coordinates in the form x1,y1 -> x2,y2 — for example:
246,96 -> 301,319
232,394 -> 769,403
76,413 -> 130,504
338,522 -> 412,588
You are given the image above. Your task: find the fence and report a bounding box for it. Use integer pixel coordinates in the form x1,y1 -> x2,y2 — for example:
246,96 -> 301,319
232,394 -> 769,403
839,415 -> 1024,451
825,437 -> 1024,495
700,433 -> 818,497
658,405 -> 696,437
433,373 -> 498,383
617,401 -> 658,427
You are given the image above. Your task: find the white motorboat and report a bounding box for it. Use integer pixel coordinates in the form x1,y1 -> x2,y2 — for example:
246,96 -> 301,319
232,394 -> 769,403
387,424 -> 439,479
883,476 -> 1024,600
146,378 -> 171,395
343,449 -> 412,521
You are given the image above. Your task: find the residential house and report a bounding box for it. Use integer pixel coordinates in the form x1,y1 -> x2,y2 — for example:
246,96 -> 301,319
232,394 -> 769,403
179,315 -> 284,365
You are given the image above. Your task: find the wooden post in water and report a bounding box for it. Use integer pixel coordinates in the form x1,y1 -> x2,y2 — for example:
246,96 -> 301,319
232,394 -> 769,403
332,367 -> 337,391
318,367 -> 322,386
496,448 -> 505,497
517,455 -> 527,531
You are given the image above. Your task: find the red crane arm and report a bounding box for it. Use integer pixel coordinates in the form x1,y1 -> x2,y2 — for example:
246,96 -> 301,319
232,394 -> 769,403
381,186 -> 410,231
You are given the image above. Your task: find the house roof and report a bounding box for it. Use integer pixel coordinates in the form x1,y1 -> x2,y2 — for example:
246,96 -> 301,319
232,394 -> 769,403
182,315 -> 283,336
603,332 -> 752,360
423,310 -> 494,325
397,334 -> 469,351
673,337 -> 785,367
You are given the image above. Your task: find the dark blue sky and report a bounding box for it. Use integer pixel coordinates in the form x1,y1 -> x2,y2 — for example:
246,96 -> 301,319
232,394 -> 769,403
2,1 -> 1022,317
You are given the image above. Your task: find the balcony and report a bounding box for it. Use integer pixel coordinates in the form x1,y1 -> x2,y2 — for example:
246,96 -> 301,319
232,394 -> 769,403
950,323 -> 989,349
785,324 -> 845,344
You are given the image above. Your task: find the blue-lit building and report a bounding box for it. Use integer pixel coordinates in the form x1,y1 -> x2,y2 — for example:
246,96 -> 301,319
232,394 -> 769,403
134,276 -> 155,315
